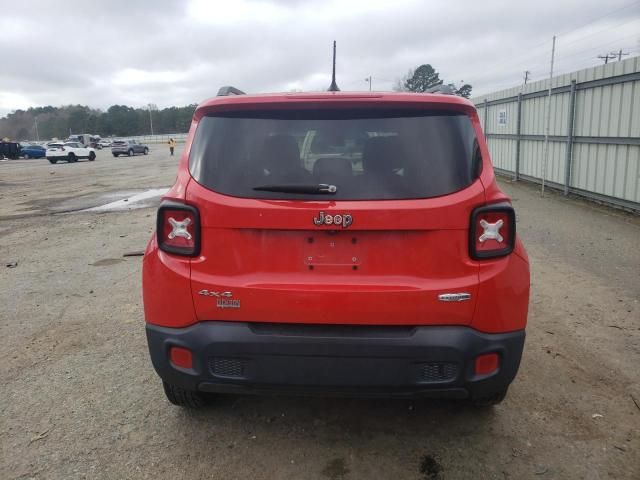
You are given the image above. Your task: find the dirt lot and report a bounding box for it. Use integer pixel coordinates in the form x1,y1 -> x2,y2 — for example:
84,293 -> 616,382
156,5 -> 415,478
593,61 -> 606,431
1,149 -> 639,479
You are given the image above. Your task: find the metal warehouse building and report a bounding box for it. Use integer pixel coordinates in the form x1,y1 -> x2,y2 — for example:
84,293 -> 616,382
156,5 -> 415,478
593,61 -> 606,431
473,56 -> 640,212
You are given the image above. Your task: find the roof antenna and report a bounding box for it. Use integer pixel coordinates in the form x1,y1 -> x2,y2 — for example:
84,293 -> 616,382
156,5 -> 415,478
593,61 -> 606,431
328,40 -> 340,92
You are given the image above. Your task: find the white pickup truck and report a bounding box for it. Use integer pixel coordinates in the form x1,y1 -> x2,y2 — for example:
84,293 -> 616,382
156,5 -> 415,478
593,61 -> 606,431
46,142 -> 96,164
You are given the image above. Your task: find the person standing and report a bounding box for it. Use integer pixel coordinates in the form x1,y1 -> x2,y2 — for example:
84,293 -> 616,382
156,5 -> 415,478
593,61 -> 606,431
168,138 -> 176,156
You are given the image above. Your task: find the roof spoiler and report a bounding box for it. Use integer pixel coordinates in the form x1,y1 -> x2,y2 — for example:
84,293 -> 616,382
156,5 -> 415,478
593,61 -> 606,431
217,86 -> 246,96
425,84 -> 455,95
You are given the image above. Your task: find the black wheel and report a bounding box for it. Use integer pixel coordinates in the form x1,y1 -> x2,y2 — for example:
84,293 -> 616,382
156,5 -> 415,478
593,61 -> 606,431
471,388 -> 508,407
24,153 -> 30,159
162,381 -> 208,408
128,149 -> 133,157
88,152 -> 96,161
143,147 -> 149,155
48,159 -> 58,164
67,153 -> 77,163
113,153 -> 119,157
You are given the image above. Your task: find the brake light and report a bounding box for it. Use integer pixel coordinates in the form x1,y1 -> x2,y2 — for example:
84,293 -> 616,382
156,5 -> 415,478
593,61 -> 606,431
469,203 -> 515,259
157,202 -> 200,256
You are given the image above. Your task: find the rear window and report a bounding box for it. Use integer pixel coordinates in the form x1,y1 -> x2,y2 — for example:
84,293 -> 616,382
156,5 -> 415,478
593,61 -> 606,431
189,109 -> 480,200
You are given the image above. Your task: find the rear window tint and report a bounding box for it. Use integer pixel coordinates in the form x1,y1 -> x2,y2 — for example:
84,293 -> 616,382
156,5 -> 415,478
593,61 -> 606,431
189,109 -> 479,200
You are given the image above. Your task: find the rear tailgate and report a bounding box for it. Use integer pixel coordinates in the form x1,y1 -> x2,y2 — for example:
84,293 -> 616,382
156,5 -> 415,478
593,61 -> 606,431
186,102 -> 484,326
188,181 -> 482,325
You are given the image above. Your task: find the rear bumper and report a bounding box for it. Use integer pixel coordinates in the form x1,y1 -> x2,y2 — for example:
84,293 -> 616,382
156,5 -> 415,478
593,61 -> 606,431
146,322 -> 525,399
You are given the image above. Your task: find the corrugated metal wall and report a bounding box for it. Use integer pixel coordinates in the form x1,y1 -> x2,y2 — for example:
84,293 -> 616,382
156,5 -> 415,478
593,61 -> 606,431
473,56 -> 640,211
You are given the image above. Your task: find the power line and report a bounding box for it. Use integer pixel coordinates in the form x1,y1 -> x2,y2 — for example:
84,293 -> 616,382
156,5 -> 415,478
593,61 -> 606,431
472,3 -> 640,80
475,34 -> 638,93
555,0 -> 640,37
555,17 -> 640,50
485,17 -> 639,75
553,33 -> 640,64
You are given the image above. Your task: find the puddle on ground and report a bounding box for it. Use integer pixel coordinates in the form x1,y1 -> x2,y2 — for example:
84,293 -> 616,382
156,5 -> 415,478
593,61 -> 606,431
82,188 -> 168,212
52,188 -> 169,214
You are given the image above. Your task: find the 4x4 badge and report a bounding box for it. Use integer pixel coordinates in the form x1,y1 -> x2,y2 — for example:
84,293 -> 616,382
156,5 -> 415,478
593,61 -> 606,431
198,289 -> 241,309
313,211 -> 353,228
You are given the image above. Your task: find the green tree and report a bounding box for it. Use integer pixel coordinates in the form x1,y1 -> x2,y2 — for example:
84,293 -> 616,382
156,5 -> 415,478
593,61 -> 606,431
403,64 -> 443,92
396,64 -> 473,98
454,83 -> 473,98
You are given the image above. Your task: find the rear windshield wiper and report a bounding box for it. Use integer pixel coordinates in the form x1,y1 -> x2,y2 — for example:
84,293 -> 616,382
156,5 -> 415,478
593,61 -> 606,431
252,184 -> 337,194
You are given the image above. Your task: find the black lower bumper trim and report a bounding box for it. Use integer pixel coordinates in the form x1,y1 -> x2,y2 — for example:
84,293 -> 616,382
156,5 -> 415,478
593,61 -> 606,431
146,321 -> 525,400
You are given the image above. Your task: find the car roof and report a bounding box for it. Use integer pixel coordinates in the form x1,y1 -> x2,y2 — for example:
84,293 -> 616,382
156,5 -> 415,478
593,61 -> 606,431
194,91 -> 476,120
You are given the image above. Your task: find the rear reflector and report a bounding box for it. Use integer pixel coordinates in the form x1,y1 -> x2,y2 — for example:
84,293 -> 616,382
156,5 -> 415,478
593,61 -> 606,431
169,346 -> 193,369
157,201 -> 200,256
469,203 -> 516,259
475,353 -> 499,376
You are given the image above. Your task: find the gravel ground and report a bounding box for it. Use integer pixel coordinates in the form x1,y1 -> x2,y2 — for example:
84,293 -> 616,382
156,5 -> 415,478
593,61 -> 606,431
1,149 -> 639,479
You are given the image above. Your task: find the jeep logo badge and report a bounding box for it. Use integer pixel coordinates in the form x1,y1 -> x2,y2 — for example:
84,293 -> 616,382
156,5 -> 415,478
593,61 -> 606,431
313,211 -> 353,228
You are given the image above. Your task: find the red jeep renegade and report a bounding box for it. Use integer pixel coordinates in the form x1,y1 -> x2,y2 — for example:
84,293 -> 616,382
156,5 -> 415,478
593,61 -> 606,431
142,86 -> 530,408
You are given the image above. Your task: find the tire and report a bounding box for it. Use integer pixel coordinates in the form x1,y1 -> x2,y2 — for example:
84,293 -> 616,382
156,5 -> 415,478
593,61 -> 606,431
113,153 -> 119,157
471,388 -> 508,407
162,381 -> 208,408
24,154 -> 30,159
48,159 -> 58,164
88,152 -> 96,161
128,149 -> 133,157
67,153 -> 77,163
143,148 -> 149,155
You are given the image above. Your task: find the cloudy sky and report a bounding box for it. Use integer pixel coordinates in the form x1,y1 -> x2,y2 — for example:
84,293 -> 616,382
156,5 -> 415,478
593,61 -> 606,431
1,0 -> 639,117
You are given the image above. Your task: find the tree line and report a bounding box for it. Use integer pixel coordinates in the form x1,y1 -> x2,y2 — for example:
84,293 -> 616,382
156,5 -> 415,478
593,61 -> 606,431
0,104 -> 196,141
1,64 -> 470,141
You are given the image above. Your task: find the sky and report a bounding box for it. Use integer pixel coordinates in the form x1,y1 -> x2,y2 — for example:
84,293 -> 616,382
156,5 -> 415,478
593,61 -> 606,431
0,0 -> 639,117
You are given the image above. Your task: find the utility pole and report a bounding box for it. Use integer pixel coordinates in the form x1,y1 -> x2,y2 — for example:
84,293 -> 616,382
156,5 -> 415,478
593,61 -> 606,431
611,49 -> 629,61
597,53 -> 617,64
541,35 -> 556,197
364,75 -> 372,91
524,70 -> 531,85
34,116 -> 39,141
147,103 -> 156,136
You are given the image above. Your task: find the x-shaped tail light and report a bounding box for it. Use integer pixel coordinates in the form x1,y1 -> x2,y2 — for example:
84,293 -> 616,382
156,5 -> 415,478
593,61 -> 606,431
168,217 -> 192,240
470,204 -> 515,260
478,219 -> 504,243
157,202 -> 200,256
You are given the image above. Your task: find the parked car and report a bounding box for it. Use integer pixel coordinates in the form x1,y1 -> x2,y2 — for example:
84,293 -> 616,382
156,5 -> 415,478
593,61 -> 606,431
46,142 -> 96,164
142,87 -> 530,409
111,139 -> 149,157
98,139 -> 112,148
0,141 -> 21,160
20,144 -> 46,159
